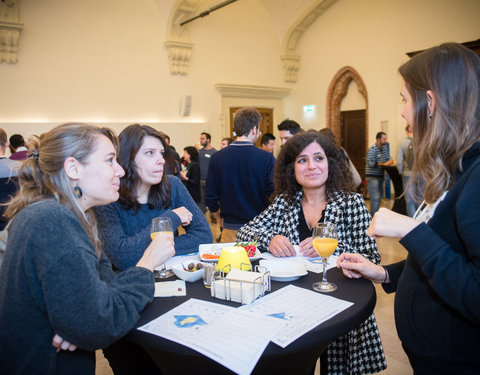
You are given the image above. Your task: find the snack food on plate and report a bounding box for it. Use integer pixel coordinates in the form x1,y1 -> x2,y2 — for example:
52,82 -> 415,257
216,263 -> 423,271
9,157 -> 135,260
234,242 -> 257,257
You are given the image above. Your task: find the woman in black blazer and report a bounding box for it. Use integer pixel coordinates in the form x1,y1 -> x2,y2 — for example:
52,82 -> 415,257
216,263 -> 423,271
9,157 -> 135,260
338,43 -> 480,374
180,146 -> 201,204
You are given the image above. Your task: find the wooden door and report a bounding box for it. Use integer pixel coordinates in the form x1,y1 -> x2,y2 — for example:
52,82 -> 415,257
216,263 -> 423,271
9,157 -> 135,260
341,110 -> 366,180
230,107 -> 273,147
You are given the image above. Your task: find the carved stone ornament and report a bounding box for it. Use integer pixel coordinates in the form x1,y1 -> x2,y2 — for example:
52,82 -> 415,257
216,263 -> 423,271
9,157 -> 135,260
281,54 -> 301,83
165,0 -> 201,75
0,0 -> 23,64
165,40 -> 194,75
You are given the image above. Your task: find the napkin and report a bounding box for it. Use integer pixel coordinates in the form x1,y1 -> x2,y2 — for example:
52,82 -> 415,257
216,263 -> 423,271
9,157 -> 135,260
155,280 -> 187,297
211,269 -> 268,304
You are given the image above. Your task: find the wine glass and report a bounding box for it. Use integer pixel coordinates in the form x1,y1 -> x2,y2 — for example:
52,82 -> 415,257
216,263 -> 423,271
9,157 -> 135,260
151,216 -> 174,279
311,223 -> 338,292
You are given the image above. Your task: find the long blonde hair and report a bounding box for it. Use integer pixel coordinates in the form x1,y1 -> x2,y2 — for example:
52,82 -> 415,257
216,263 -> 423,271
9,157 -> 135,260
5,123 -> 119,255
399,43 -> 480,203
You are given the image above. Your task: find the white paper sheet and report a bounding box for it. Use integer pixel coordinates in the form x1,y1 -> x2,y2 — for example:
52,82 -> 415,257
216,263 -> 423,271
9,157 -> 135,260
154,280 -> 187,297
138,298 -> 285,375
260,252 -> 339,274
239,284 -> 353,348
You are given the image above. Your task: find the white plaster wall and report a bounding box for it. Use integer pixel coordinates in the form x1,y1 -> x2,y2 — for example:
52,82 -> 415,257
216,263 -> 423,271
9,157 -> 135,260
0,0 -> 284,150
290,0 -> 480,157
1,0 -> 479,156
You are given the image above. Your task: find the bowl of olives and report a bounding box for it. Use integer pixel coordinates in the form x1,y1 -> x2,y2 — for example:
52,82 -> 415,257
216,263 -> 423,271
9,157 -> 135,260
171,262 -> 204,282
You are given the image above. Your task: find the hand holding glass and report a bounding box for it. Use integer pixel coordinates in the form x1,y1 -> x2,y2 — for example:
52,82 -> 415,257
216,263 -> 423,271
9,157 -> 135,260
312,223 -> 338,292
151,216 -> 174,279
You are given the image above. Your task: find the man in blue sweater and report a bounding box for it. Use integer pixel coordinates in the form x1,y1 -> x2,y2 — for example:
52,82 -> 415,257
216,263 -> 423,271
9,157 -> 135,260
206,107 -> 275,242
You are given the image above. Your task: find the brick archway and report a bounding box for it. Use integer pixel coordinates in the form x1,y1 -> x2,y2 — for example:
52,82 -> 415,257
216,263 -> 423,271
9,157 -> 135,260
326,66 -> 368,146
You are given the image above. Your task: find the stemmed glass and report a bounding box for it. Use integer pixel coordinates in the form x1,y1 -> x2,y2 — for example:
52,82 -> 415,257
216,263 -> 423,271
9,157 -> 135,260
151,216 -> 174,279
311,223 -> 338,292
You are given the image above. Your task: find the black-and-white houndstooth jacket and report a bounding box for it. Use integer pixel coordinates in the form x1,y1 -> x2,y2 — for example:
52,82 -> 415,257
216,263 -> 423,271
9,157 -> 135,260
237,191 -> 387,375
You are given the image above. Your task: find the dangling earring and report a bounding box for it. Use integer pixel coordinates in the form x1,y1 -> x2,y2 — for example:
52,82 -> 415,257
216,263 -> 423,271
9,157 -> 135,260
73,185 -> 83,199
428,113 -> 432,119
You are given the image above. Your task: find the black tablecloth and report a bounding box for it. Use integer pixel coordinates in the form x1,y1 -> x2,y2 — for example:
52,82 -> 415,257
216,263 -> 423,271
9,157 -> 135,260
127,267 -> 376,375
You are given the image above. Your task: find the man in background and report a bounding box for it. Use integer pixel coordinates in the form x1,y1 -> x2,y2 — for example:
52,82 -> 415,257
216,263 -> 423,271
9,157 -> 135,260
397,125 -> 419,217
277,119 -> 301,145
220,137 -> 233,149
9,134 -> 28,161
260,133 -> 276,154
198,132 -> 216,213
206,107 -> 275,242
365,131 -> 394,216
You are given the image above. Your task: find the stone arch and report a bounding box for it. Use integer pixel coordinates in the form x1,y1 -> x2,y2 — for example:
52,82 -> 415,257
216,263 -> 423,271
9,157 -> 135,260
281,0 -> 337,82
326,66 -> 368,147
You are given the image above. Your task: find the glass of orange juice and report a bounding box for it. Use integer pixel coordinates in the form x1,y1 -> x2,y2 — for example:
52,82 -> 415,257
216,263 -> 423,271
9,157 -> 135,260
151,216 -> 174,279
311,223 -> 338,292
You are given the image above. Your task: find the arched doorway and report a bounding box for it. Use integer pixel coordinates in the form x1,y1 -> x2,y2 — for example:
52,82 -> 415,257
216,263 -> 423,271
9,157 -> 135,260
326,66 -> 368,179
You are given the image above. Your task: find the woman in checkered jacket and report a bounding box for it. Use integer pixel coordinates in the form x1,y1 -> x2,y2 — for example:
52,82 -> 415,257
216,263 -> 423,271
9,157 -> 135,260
237,130 -> 386,375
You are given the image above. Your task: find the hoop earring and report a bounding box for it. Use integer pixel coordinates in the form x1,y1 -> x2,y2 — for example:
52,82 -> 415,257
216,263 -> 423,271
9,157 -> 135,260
73,186 -> 83,199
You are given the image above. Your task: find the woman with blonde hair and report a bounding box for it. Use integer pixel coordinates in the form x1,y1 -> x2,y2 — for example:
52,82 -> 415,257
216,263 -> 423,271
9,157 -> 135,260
339,43 -> 480,374
0,123 -> 174,374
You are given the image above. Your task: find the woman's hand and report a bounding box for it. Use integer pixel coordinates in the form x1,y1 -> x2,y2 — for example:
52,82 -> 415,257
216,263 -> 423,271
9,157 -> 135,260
179,170 -> 188,181
136,232 -> 175,271
367,208 -> 420,239
299,237 -> 317,257
269,235 -> 296,257
52,334 -> 77,353
337,253 -> 386,283
172,207 -> 193,226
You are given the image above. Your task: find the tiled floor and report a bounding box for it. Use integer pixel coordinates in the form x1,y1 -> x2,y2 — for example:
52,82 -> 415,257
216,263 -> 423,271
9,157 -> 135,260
96,200 -> 412,374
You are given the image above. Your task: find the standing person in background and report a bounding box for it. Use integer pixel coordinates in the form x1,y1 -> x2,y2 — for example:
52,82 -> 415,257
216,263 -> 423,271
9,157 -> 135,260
8,134 -> 28,161
277,119 -> 301,145
397,125 -> 419,217
179,146 -> 201,206
0,128 -> 20,234
319,127 -> 362,190
260,133 -> 276,154
0,123 -> 174,374
162,133 -> 180,163
206,107 -> 275,242
220,137 -> 233,149
338,42 -> 480,374
198,132 -> 216,213
0,129 -> 20,178
365,131 -> 394,215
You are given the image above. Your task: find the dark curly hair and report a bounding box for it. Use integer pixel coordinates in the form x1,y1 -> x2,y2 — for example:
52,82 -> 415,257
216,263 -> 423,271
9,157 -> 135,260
273,130 -> 353,203
118,124 -> 171,211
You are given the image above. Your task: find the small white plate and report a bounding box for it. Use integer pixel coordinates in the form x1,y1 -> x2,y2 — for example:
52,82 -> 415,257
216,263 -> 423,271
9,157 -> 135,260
199,242 -> 262,263
259,259 -> 308,282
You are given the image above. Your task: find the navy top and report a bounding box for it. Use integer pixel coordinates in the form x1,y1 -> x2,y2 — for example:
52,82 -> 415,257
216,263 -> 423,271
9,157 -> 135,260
384,142 -> 480,368
95,176 -> 212,270
205,141 -> 275,229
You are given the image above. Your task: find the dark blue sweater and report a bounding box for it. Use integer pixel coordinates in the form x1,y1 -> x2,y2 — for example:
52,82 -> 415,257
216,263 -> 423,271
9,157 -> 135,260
95,176 -> 212,270
205,141 -> 275,229
0,201 -> 154,374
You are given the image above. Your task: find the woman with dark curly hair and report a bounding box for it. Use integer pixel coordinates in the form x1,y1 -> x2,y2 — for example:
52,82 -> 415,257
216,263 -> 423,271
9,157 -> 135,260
179,146 -> 201,204
237,130 -> 386,375
94,124 -> 212,271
